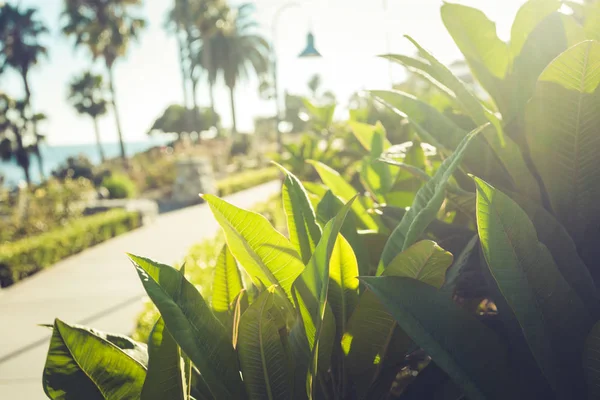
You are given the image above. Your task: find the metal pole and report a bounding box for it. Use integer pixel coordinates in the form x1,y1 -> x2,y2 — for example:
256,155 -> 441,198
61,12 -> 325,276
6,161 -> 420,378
272,2 -> 301,154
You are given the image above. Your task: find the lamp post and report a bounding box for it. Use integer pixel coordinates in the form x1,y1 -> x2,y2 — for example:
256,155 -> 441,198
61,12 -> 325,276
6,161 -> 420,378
271,2 -> 321,154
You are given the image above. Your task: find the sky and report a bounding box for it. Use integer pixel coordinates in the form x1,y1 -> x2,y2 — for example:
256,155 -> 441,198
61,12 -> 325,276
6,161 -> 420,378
0,0 -> 531,145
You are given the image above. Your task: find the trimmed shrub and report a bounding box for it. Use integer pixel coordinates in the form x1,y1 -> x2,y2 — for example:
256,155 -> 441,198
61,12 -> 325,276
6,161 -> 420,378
102,173 -> 137,199
0,209 -> 141,287
216,167 -> 279,196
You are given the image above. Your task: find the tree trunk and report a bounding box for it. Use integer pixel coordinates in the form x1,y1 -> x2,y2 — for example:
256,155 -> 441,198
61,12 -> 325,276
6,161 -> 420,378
177,29 -> 190,109
107,64 -> 127,162
229,85 -> 237,135
202,38 -> 218,130
21,71 -> 44,180
14,131 -> 31,186
93,117 -> 106,163
191,77 -> 201,137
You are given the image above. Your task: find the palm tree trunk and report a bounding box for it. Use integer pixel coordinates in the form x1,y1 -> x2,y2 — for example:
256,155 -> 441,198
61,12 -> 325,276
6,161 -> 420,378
93,117 -> 106,162
203,38 -> 218,130
107,64 -> 127,162
177,29 -> 190,109
229,85 -> 237,134
191,78 -> 201,136
21,71 -> 44,180
14,132 -> 31,186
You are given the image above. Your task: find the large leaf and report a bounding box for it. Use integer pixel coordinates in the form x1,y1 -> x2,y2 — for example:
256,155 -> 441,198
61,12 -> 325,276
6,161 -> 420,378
129,255 -> 245,399
510,12 -> 586,119
212,244 -> 244,320
509,0 -> 561,57
584,320 -> 600,399
141,318 -> 188,400
308,160 -> 378,230
362,276 -> 522,400
205,194 -> 305,304
441,3 -> 511,115
277,163 -> 322,264
316,190 -> 371,276
379,124 -> 484,269
348,121 -> 391,153
525,40 -> 600,242
375,86 -> 541,202
510,191 -> 600,316
43,319 -> 147,400
475,178 -> 594,397
237,287 -> 293,400
294,197 -> 355,396
343,241 -> 452,395
327,234 -> 359,338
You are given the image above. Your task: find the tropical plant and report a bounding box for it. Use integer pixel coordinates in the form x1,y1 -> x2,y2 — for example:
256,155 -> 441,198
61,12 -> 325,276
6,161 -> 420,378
39,1 -> 600,399
68,72 -> 110,162
102,173 -> 137,199
201,3 -> 270,134
0,3 -> 48,180
62,0 -> 146,162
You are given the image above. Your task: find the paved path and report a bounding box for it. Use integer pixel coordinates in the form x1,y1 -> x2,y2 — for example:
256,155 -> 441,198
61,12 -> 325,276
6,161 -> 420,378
0,181 -> 280,399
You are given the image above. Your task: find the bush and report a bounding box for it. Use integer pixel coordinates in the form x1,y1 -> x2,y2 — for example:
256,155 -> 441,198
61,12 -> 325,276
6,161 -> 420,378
0,209 -> 140,287
51,155 -> 96,181
101,173 -> 137,199
216,167 -> 279,196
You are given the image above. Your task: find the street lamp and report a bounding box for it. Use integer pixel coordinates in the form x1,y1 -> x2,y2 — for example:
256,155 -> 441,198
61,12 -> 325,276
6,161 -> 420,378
271,2 -> 321,153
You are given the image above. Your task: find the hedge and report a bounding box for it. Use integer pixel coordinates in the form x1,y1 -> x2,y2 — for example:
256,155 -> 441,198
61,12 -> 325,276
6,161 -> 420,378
216,167 -> 279,196
0,209 -> 141,287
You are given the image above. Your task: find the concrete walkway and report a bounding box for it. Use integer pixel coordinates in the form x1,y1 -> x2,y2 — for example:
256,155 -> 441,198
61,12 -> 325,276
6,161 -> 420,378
0,181 -> 280,399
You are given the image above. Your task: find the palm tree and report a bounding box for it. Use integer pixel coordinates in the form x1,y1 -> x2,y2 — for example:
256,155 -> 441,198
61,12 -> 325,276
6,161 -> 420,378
62,0 -> 145,162
0,93 -> 32,185
0,4 -> 48,180
205,4 -> 270,134
68,72 -> 109,162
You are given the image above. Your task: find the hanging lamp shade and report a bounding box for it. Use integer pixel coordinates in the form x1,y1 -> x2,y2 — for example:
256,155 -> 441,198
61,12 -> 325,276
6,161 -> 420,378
298,32 -> 321,58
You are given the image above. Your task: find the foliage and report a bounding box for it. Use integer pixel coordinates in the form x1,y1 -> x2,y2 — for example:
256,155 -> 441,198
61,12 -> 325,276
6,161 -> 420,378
67,71 -> 109,161
149,104 -> 219,137
102,173 -> 137,199
0,209 -> 140,287
51,155 -> 96,182
39,1 -> 600,400
216,166 -> 279,196
0,92 -> 33,184
0,177 -> 95,244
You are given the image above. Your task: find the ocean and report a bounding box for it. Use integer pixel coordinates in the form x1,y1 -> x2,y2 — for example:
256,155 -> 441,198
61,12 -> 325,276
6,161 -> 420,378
0,137 -> 172,186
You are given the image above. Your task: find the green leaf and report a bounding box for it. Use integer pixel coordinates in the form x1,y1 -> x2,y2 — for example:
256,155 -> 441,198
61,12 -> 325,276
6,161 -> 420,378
475,178 -> 594,396
509,191 -> 600,316
584,320 -> 600,399
276,163 -> 323,264
316,190 -> 371,277
510,12 -> 586,118
327,234 -> 359,338
441,3 -> 511,115
303,98 -> 335,131
525,40 -> 600,243
344,241 -> 452,394
510,0 -> 561,57
362,276 -> 522,400
237,287 -> 293,400
43,319 -> 147,400
379,124 -> 484,269
373,88 -> 540,201
308,160 -> 378,230
129,254 -> 245,399
141,318 -> 188,400
348,121 -> 391,153
212,244 -> 244,324
294,197 -> 355,396
205,194 -> 305,304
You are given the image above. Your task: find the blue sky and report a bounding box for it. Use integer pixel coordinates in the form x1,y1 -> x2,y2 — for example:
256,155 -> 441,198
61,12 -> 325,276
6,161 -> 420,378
0,0 -> 529,145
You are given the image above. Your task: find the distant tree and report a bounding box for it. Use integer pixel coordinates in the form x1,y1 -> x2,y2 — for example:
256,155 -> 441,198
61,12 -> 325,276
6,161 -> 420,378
62,0 -> 145,162
0,3 -> 49,180
0,93 -> 32,185
149,104 -> 219,139
203,3 -> 270,134
68,72 -> 109,162
307,74 -> 322,99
